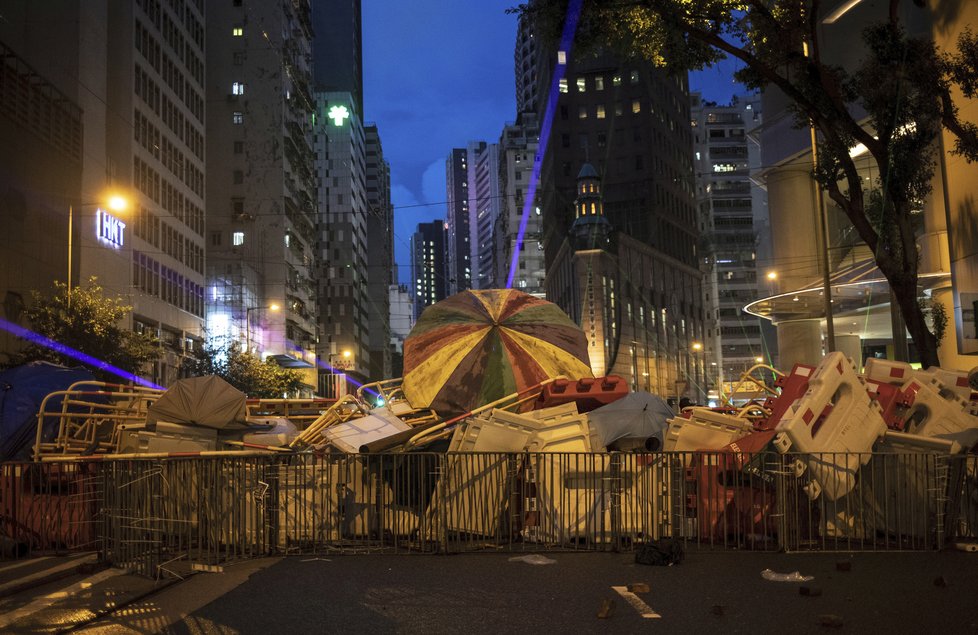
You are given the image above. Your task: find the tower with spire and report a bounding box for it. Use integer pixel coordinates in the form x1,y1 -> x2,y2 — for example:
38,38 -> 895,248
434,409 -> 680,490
570,163 -> 612,252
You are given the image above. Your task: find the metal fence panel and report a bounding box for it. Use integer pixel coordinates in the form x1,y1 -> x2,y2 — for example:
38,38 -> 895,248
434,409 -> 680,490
3,451 -> 977,574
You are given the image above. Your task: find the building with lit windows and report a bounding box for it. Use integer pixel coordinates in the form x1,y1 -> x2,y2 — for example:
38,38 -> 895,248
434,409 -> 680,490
206,0 -> 318,392
412,221 -> 447,320
445,148 -> 472,295
0,1 -> 207,386
496,113 -> 545,296
314,91 -> 370,386
518,13 -> 706,402
691,92 -> 776,395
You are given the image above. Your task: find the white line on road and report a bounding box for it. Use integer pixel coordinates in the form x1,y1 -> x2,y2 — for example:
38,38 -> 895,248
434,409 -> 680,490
612,586 -> 661,619
0,568 -> 125,629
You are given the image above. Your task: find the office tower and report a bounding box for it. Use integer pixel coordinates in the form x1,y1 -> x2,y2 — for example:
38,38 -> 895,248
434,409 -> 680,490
364,124 -> 393,380
471,142 -> 502,289
445,148 -> 471,295
692,92 -> 775,394
411,221 -> 447,320
314,91 -> 369,384
518,12 -> 706,401
496,114 -> 545,296
0,1 -> 207,386
206,0 -> 319,392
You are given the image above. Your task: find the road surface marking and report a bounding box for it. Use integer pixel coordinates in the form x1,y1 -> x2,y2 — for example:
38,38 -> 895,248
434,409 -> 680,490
0,568 -> 125,629
612,585 -> 661,619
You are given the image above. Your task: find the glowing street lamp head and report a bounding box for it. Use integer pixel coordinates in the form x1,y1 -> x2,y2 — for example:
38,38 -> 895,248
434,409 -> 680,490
766,271 -> 778,281
269,303 -> 281,311
106,194 -> 128,212
342,349 -> 352,358
328,105 -> 349,126
692,342 -> 703,351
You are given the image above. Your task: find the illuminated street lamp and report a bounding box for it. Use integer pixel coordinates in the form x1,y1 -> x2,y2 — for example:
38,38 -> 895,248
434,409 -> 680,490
245,303 -> 281,353
68,193 -> 129,307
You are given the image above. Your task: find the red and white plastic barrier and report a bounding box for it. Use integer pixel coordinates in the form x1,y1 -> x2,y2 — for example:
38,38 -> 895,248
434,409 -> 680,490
774,352 -> 887,501
899,378 -> 978,451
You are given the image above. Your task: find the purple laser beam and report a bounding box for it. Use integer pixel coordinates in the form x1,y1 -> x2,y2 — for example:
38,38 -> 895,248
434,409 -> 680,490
0,317 -> 165,389
506,0 -> 583,289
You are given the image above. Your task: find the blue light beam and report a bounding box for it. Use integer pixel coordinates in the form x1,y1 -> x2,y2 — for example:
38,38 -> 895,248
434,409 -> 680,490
506,0 -> 584,289
0,317 -> 165,390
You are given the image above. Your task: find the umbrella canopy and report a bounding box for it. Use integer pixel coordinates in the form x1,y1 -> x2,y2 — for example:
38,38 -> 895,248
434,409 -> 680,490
147,375 -> 249,429
586,391 -> 674,451
402,289 -> 593,415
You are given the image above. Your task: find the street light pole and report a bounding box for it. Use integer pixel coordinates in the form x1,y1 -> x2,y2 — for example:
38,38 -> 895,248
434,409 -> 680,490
67,204 -> 73,309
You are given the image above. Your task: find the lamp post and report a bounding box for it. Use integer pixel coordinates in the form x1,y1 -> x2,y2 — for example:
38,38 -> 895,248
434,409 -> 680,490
67,194 -> 129,308
691,341 -> 703,404
245,303 -> 280,353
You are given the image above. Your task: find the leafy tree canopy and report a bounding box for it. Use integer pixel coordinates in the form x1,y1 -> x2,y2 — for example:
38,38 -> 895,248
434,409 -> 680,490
515,0 -> 978,367
8,277 -> 160,381
182,338 -> 304,399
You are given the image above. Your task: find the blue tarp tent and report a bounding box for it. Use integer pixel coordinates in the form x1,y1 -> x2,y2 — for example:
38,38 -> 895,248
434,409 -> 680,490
0,362 -> 95,460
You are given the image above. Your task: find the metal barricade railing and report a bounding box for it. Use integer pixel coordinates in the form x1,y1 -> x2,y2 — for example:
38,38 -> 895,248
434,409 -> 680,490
3,451 -> 977,573
0,461 -> 103,558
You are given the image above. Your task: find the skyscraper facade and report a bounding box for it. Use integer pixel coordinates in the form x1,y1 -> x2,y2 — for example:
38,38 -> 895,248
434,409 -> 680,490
311,0 -> 363,115
471,142 -> 502,289
519,12 -> 706,401
692,92 -> 775,393
314,91 -> 370,383
364,123 -> 393,380
206,0 -> 319,391
496,114 -> 546,296
0,1 -> 207,386
412,221 -> 447,320
445,148 -> 471,296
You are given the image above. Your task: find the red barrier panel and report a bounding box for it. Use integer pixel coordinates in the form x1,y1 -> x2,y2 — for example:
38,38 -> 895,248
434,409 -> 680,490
534,375 -> 629,413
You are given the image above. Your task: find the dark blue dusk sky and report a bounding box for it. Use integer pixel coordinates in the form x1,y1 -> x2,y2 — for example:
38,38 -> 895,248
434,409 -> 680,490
362,1 -> 744,286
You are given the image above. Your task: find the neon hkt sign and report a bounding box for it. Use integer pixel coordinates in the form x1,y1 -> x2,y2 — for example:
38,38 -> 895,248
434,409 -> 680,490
96,208 -> 126,248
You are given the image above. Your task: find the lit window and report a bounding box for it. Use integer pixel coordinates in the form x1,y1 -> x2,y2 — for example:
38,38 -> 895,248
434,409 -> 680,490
595,76 -> 604,91
232,111 -> 244,124
630,70 -> 640,84
559,78 -> 568,93
596,105 -> 606,119
576,77 -> 586,92
232,231 -> 245,246
232,82 -> 245,95
632,100 -> 641,114
612,74 -> 622,86
232,27 -> 244,36
578,106 -> 587,119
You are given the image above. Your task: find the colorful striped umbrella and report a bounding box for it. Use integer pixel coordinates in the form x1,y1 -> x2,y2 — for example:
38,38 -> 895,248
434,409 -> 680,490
402,289 -> 593,415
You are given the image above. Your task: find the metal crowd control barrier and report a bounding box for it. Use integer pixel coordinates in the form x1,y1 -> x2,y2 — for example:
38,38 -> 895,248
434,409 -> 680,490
2,452 -> 976,576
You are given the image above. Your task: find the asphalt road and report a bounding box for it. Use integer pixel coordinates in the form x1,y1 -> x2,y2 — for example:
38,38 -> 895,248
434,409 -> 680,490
130,550 -> 978,634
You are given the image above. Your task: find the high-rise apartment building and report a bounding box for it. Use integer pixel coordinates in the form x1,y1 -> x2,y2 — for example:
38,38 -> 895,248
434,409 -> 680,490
692,92 -> 775,393
0,1 -> 207,386
206,0 -> 319,392
314,91 -> 370,383
496,114 -> 545,296
364,124 -> 393,380
518,12 -> 706,402
445,148 -> 471,296
472,143 -> 502,289
412,221 -> 447,319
